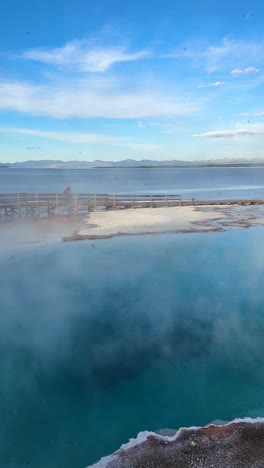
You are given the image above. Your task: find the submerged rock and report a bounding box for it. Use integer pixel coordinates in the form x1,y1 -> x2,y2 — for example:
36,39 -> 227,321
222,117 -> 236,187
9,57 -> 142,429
88,418 -> 264,467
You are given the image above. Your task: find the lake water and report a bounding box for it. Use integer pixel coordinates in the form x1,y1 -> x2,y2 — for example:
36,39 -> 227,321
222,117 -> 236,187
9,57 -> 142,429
1,229 -> 264,467
1,167 -> 264,199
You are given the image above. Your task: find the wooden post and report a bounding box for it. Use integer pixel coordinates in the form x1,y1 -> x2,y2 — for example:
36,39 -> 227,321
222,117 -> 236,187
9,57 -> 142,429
56,194 -> 59,212
166,195 -> 168,207
36,193 -> 39,216
180,196 -> 182,207
87,194 -> 90,212
17,193 -> 21,216
94,194 -> 97,211
151,195 -> 153,208
75,193 -> 78,213
26,195 -> 29,216
67,195 -> 71,215
192,198 -> 195,206
113,194 -> 116,210
132,195 -> 134,208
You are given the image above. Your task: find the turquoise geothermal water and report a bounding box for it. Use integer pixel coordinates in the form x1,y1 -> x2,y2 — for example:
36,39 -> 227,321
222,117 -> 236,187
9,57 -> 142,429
1,230 -> 264,467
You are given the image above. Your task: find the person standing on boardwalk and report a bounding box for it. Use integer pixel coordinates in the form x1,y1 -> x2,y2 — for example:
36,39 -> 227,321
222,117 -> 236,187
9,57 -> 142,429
63,185 -> 71,196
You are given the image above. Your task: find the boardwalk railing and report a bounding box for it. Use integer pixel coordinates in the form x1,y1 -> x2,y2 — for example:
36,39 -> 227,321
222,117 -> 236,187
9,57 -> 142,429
0,193 -> 263,218
0,193 -> 184,217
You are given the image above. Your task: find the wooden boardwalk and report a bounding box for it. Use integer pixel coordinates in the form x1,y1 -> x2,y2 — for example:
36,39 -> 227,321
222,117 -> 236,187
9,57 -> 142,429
0,193 -> 263,218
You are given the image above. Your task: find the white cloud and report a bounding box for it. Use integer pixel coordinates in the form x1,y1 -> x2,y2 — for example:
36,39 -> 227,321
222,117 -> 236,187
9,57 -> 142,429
193,128 -> 263,138
197,81 -> 224,88
0,79 -> 197,119
231,67 -> 260,76
22,40 -> 149,72
0,127 -> 159,151
136,121 -> 145,128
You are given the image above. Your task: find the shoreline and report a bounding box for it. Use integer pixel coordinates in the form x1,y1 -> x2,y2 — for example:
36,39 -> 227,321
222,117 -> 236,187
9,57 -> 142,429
89,418 -> 264,467
1,204 -> 264,246
63,206 -> 224,242
63,227 -> 223,242
65,204 -> 264,242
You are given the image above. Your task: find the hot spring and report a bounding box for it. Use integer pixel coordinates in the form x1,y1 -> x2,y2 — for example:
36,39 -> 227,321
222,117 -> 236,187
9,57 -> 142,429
1,229 -> 264,467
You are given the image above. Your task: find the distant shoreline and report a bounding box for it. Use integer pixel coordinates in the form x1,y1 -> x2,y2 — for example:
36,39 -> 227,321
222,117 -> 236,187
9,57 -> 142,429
95,164 -> 264,169
5,164 -> 264,170
5,158 -> 264,170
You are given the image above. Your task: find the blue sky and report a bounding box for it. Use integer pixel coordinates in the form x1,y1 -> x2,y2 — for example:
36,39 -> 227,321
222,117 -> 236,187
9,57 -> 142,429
1,0 -> 264,161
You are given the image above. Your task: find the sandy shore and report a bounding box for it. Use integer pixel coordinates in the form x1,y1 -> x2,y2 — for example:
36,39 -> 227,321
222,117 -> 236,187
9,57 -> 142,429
70,204 -> 264,241
57,204 -> 252,241
2,204 -> 264,246
73,206 -> 223,240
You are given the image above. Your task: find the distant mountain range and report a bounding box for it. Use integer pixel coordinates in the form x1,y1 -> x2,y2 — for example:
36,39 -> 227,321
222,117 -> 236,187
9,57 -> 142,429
3,158 -> 264,169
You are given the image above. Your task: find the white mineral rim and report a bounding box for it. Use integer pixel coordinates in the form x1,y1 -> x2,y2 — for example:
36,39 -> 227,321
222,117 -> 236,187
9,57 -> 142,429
88,417 -> 264,467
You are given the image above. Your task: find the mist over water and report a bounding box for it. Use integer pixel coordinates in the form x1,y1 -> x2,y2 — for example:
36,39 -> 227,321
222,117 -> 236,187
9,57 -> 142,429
1,230 -> 264,467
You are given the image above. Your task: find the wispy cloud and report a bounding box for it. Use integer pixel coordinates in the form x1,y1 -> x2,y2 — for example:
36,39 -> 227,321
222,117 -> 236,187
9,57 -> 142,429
171,37 -> 263,74
197,81 -> 224,88
0,127 -> 159,151
231,67 -> 260,76
245,10 -> 252,21
193,128 -> 264,138
148,121 -> 187,134
125,142 -> 158,151
22,40 -> 149,72
185,93 -> 192,103
0,79 -> 198,119
233,111 -> 264,117
0,127 -> 121,144
203,39 -> 262,73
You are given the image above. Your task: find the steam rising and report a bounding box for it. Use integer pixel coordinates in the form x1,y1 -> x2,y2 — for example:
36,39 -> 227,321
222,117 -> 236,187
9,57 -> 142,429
0,230 -> 264,467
